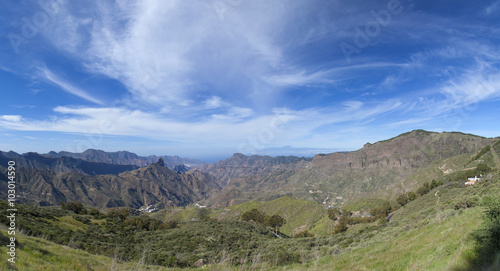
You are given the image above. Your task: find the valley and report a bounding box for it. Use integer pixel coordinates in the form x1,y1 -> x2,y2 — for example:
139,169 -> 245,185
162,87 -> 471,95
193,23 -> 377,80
1,130 -> 499,270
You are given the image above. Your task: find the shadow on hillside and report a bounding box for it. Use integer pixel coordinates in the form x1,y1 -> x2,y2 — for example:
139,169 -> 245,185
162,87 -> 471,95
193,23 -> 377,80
452,197 -> 500,271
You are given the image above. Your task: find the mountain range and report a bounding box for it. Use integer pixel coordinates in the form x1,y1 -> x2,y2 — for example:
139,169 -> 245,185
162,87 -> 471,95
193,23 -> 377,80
1,130 -> 498,210
199,130 -> 497,208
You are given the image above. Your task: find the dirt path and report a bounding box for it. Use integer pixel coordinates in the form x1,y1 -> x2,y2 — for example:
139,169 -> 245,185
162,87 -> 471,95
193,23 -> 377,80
491,144 -> 500,170
434,190 -> 440,206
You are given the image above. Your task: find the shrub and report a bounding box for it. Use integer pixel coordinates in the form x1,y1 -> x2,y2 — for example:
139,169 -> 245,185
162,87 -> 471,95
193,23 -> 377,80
397,193 -> 409,206
477,163 -> 491,174
417,182 -> 431,196
454,196 -> 479,210
327,208 -> 341,221
65,202 -> 86,214
333,216 -> 349,234
241,209 -> 266,224
407,191 -> 417,201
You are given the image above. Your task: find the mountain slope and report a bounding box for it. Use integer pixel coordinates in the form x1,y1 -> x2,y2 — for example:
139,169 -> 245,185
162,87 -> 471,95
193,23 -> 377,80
44,149 -> 206,168
0,162 -> 220,208
0,151 -> 139,175
203,130 -> 496,207
197,153 -> 312,186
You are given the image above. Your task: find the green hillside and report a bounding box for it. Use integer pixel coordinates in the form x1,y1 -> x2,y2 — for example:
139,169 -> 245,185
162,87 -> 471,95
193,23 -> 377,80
1,134 -> 499,270
3,170 -> 498,270
0,228 -> 171,271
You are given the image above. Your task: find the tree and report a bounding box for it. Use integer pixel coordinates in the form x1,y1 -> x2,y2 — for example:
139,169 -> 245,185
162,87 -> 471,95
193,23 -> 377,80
333,215 -> 349,234
265,214 -> 286,234
416,182 -> 430,196
118,208 -> 130,220
241,209 -> 266,224
407,191 -> 417,201
477,163 -> 491,174
327,208 -> 342,221
370,202 -> 392,218
65,201 -> 86,214
397,193 -> 409,206
430,179 -> 440,189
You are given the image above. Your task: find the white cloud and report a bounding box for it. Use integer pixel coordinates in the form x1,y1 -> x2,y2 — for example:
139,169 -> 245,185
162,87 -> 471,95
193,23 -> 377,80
485,1 -> 500,15
49,0 -> 293,108
0,99 -> 404,150
38,66 -> 104,105
0,115 -> 22,122
211,107 -> 253,121
264,70 -> 335,87
440,61 -> 500,109
343,101 -> 363,111
204,96 -> 226,109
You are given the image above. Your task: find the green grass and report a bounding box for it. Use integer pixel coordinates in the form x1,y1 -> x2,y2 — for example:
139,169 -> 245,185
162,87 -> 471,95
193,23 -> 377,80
52,216 -> 89,232
301,208 -> 481,271
0,228 -> 173,271
220,196 -> 333,236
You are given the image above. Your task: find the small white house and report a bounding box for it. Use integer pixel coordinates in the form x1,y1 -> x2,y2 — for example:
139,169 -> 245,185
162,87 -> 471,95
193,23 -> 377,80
465,176 -> 482,186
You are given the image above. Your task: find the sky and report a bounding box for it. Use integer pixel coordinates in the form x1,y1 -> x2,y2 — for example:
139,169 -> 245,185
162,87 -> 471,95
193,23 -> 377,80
1,0 -> 500,162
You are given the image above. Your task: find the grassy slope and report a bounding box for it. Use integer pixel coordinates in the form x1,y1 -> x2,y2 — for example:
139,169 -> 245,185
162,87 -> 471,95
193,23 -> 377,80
151,196 -> 334,237
219,196 -> 333,236
283,171 -> 500,271
295,208 -> 481,271
0,228 -> 173,271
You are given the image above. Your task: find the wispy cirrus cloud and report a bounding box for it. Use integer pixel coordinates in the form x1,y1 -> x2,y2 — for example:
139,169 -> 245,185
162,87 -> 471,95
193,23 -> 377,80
1,1 -> 500,158
38,66 -> 104,105
0,97 -> 404,149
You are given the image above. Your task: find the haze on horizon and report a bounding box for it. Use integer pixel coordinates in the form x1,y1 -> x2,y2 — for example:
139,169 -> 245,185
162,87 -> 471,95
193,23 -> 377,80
1,0 -> 500,161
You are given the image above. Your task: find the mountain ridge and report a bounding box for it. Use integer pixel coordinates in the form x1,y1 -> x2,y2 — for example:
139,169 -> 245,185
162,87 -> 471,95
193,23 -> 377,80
201,130 -> 497,207
43,148 -> 206,168
0,159 -> 220,208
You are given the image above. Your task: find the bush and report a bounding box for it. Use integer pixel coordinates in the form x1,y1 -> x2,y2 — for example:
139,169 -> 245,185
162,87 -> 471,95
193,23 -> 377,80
469,196 -> 500,268
416,182 -> 431,196
333,216 -> 349,234
397,193 -> 409,206
327,208 -> 341,221
407,191 -> 417,201
477,163 -> 491,174
454,196 -> 480,210
241,209 -> 266,224
370,202 -> 392,218
65,202 -> 87,214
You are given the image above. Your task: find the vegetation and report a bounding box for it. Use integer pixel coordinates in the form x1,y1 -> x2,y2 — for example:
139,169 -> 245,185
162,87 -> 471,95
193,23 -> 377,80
471,145 -> 491,162
1,132 -> 499,269
1,169 -> 499,270
241,208 -> 286,234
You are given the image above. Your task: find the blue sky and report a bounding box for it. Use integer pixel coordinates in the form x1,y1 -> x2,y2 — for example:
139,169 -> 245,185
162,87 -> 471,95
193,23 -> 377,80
1,0 -> 500,161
